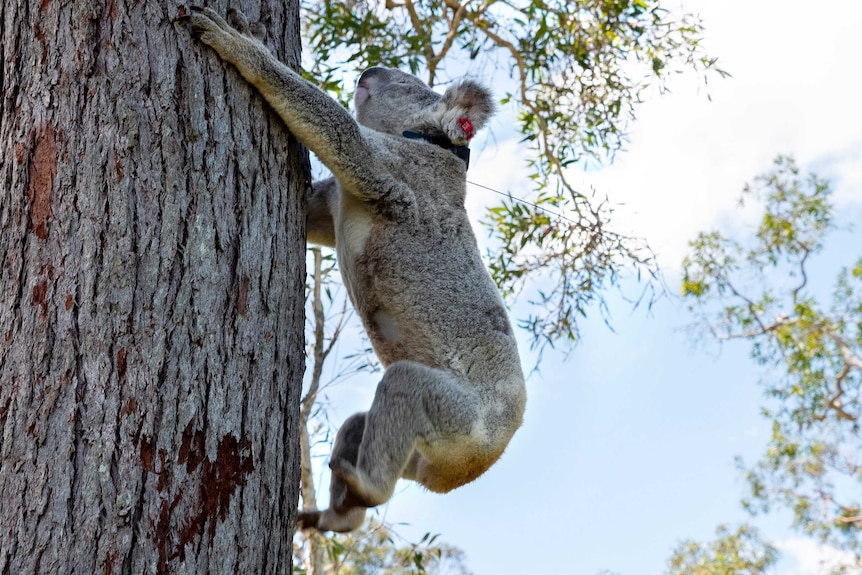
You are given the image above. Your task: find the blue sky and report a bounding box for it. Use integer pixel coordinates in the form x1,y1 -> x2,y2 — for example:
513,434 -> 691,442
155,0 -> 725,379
303,0 -> 862,572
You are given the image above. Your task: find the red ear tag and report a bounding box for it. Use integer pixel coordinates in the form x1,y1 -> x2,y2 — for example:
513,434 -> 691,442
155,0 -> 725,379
458,117 -> 474,140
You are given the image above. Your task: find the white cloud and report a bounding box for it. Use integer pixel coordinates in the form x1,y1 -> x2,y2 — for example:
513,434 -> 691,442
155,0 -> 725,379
775,537 -> 857,575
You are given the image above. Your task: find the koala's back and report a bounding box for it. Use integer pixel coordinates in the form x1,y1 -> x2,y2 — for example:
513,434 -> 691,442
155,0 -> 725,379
335,133 -> 522,385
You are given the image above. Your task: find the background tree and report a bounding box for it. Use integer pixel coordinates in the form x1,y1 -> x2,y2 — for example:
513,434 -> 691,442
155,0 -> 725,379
297,246 -> 349,575
303,0 -> 727,349
666,524 -> 778,575
303,518 -> 471,575
681,156 -> 862,571
0,1 -> 306,572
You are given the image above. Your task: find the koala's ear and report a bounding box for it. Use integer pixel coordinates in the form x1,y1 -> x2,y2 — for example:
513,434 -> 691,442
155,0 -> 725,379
439,80 -> 496,145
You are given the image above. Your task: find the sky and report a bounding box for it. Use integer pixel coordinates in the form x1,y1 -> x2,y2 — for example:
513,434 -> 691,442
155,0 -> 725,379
304,1 -> 862,573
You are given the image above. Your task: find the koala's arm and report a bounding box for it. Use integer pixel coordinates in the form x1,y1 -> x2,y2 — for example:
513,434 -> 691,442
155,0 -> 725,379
307,178 -> 337,248
180,7 -> 400,205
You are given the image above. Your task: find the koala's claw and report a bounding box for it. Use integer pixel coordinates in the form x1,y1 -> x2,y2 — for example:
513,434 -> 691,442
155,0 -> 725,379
227,8 -> 250,34
249,21 -> 267,40
178,6 -> 265,46
176,6 -> 224,39
189,5 -> 231,30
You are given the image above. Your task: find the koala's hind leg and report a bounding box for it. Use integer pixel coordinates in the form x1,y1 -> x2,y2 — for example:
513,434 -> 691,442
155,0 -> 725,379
297,413 -> 367,532
332,361 -> 481,511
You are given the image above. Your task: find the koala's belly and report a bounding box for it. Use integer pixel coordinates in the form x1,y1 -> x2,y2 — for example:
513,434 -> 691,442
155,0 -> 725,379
352,264 -> 519,374
333,200 -> 375,313
336,208 -> 373,258
335,209 -> 522,380
363,308 -> 441,369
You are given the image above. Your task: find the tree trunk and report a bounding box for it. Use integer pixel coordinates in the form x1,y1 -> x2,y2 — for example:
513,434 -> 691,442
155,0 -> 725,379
0,1 -> 306,573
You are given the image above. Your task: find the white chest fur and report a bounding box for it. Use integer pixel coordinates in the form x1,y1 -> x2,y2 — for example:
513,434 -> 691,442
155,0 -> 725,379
337,192 -> 374,258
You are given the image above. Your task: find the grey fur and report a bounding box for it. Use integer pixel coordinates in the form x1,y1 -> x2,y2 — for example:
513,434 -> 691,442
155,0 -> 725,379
181,7 -> 526,533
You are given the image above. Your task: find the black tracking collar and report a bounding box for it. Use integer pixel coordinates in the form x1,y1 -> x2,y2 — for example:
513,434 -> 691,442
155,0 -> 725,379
402,130 -> 471,170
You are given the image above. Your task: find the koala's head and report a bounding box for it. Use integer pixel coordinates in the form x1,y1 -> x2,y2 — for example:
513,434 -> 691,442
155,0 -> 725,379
354,67 -> 495,146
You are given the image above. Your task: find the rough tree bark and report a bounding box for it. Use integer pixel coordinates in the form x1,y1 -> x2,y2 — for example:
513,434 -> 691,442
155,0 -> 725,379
0,0 -> 307,573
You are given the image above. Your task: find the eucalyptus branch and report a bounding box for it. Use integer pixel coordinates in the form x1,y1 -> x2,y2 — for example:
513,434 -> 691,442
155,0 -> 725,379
835,515 -> 862,525
826,364 -> 855,422
401,0 -> 436,73
468,19 -> 587,211
825,330 -> 862,372
322,298 -> 349,363
714,269 -> 775,339
824,330 -> 861,422
791,244 -> 811,303
299,247 -> 330,575
428,0 -> 481,83
302,247 -> 327,413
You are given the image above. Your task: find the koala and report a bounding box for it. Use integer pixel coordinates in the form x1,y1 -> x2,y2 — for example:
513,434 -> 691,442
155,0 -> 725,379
180,7 -> 526,533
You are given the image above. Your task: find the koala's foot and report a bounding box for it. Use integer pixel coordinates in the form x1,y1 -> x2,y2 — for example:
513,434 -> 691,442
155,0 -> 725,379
330,459 -> 391,513
296,510 -> 321,530
297,507 -> 366,533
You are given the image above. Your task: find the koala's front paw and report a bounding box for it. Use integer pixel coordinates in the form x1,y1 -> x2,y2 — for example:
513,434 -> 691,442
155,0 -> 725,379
176,6 -> 265,61
330,460 -> 388,512
177,6 -> 233,46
